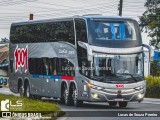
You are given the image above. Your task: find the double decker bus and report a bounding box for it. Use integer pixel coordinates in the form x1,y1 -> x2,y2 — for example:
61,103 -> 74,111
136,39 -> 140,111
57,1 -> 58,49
9,15 -> 151,107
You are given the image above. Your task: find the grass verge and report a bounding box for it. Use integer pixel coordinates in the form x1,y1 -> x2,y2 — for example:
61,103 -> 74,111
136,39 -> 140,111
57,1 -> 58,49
0,93 -> 65,119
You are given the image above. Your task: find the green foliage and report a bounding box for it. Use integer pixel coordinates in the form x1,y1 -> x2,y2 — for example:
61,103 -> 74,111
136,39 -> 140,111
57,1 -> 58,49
150,61 -> 160,76
145,76 -> 160,98
139,0 -> 160,49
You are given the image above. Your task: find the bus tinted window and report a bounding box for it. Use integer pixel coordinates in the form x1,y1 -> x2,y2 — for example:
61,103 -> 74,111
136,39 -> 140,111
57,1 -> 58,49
93,21 -> 137,41
77,46 -> 91,77
75,19 -> 87,43
29,58 -> 75,76
10,20 -> 75,44
58,58 -> 75,76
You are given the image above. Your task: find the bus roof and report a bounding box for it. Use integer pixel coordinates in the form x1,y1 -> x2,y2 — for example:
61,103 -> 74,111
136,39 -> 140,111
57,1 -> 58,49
11,15 -> 136,26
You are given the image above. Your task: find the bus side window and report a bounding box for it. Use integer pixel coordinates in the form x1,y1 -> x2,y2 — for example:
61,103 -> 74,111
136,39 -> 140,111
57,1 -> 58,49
58,58 -> 75,76
77,46 -> 90,77
41,58 -> 50,75
65,60 -> 75,76
50,58 -> 57,75
29,58 -> 35,74
75,19 -> 88,43
29,58 -> 42,74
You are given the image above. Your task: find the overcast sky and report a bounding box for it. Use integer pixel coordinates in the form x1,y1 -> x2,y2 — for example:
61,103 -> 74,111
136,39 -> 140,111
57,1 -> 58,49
0,0 -> 150,44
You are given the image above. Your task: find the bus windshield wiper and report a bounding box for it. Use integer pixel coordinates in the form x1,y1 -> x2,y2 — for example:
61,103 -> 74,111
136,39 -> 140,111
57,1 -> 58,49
90,76 -> 104,82
117,73 -> 138,82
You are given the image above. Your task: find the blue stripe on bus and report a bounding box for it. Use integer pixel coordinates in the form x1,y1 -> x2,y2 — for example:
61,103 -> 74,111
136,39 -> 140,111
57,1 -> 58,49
32,74 -> 61,79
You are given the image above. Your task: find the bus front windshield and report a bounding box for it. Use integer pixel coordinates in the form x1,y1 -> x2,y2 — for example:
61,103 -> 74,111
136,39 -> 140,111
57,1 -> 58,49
92,20 -> 137,41
91,53 -> 143,83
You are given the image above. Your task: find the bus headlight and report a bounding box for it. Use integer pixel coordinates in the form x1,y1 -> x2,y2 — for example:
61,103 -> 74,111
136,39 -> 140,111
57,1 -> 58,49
134,86 -> 144,91
91,93 -> 99,99
87,83 -> 103,90
137,93 -> 143,99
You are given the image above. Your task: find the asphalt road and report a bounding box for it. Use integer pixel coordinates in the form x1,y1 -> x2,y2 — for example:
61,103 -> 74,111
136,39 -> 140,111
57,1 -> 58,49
0,87 -> 160,120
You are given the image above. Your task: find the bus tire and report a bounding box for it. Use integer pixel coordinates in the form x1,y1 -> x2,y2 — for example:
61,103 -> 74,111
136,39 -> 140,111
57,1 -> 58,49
18,81 -> 24,97
118,102 -> 128,107
109,101 -> 117,107
24,82 -> 31,98
72,85 -> 83,107
61,84 -> 71,105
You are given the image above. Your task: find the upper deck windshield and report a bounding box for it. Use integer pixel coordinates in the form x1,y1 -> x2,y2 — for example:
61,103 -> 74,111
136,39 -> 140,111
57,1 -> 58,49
90,53 -> 143,83
88,19 -> 141,48
94,21 -> 137,40
93,21 -> 137,41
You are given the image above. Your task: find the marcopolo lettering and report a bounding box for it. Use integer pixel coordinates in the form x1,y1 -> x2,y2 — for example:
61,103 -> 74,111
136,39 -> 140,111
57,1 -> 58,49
14,45 -> 28,72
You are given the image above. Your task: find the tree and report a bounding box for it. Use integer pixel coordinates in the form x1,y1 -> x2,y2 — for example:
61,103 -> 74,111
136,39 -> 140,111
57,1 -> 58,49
140,0 -> 160,49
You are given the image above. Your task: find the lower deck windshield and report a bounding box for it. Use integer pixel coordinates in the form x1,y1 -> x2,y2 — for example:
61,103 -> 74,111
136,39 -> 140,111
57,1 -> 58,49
90,53 -> 143,83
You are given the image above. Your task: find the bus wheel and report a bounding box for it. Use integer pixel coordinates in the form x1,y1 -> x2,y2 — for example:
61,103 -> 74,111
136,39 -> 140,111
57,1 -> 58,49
24,82 -> 31,98
61,84 -> 70,105
72,85 -> 83,107
19,85 -> 24,97
118,102 -> 128,107
109,102 -> 117,107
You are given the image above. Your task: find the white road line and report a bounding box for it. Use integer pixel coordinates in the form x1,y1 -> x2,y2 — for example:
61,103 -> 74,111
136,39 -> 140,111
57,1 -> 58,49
1,91 -> 11,93
142,102 -> 160,105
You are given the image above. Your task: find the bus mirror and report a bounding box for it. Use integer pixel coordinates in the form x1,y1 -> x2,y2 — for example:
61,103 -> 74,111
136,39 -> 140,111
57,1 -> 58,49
88,55 -> 92,61
150,57 -> 154,62
142,44 -> 153,62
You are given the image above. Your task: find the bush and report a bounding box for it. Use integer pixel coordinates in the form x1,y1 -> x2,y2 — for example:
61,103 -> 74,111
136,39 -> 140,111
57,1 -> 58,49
145,76 -> 160,98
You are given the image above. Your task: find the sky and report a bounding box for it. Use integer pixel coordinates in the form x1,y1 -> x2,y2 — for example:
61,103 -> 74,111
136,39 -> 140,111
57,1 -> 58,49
0,0 -> 150,45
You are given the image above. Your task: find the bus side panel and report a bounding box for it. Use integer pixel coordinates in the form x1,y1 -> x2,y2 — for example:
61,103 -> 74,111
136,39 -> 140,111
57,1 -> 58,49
9,43 -> 18,93
9,73 -> 18,93
77,75 -> 91,101
41,77 -> 61,98
28,75 -> 42,96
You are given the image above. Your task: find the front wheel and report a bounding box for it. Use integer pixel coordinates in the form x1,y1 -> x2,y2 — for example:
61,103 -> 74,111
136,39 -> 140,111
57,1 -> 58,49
118,102 -> 128,107
72,85 -> 83,107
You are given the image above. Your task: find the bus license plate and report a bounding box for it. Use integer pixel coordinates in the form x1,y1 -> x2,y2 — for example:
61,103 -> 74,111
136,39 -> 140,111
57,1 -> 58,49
114,98 -> 124,101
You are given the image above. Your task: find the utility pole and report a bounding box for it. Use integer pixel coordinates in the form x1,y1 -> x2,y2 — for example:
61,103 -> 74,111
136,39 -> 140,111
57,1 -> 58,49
118,0 -> 123,16
29,13 -> 33,20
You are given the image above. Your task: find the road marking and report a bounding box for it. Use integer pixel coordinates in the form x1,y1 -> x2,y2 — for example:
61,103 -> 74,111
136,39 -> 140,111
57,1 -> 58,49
1,91 -> 11,93
142,102 -> 160,105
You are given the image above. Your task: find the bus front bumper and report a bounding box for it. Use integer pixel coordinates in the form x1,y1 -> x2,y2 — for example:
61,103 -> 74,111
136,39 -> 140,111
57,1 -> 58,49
89,88 -> 145,102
